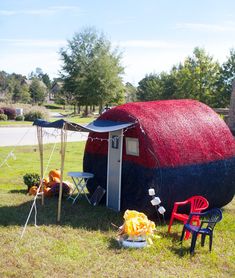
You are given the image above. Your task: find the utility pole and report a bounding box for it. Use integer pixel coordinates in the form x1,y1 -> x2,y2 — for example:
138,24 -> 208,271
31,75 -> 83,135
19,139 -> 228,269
228,80 -> 235,134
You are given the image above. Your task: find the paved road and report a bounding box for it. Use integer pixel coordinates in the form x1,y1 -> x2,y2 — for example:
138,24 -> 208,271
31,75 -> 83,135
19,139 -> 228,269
0,126 -> 88,146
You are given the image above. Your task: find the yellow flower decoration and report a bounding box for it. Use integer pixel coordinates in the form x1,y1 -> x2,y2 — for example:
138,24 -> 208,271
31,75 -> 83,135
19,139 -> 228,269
121,210 -> 156,237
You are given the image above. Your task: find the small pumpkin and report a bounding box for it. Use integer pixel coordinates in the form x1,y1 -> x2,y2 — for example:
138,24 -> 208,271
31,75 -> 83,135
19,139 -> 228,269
43,177 -> 49,185
49,169 -> 61,181
29,186 -> 38,196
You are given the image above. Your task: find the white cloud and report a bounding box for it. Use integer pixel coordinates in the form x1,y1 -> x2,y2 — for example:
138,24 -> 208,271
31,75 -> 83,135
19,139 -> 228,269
116,40 -> 185,49
176,22 -> 235,32
0,6 -> 80,16
0,39 -> 67,48
0,51 -> 62,78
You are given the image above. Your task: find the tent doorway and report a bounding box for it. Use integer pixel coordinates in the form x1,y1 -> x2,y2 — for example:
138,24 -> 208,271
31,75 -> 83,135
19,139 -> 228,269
106,129 -> 123,211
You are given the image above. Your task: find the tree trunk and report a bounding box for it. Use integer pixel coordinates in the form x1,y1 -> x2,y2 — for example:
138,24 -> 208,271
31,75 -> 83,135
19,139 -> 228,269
99,101 -> 103,114
84,105 -> 88,116
77,105 -> 80,114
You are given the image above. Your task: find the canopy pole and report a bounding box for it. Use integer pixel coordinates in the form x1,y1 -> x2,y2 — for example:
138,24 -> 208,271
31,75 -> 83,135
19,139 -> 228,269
57,123 -> 67,222
37,126 -> 44,206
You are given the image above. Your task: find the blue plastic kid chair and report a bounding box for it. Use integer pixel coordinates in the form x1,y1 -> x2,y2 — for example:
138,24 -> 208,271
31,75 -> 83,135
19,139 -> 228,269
180,208 -> 222,254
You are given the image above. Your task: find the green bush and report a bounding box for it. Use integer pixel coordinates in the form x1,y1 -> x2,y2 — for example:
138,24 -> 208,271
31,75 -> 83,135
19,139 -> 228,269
24,110 -> 47,121
44,104 -> 63,109
0,114 -> 8,121
15,115 -> 25,121
23,173 -> 40,191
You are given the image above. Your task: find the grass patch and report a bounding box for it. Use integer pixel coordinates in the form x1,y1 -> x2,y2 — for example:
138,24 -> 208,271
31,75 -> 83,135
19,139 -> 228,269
0,120 -> 32,126
66,115 -> 97,124
0,143 -> 234,277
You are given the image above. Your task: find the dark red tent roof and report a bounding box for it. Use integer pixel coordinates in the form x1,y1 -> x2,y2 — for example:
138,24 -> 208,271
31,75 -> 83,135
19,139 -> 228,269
84,100 -> 235,215
86,99 -> 235,168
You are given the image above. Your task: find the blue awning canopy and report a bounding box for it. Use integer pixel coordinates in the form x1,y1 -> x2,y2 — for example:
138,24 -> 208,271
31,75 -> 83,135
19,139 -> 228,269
33,119 -> 134,133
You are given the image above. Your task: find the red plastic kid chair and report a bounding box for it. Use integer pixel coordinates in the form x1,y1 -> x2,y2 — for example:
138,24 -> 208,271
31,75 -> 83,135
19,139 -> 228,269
168,196 -> 209,239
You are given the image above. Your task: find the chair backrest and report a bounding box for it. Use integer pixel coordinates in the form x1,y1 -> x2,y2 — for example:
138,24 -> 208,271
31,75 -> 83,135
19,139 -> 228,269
202,208 -> 223,230
188,196 -> 209,213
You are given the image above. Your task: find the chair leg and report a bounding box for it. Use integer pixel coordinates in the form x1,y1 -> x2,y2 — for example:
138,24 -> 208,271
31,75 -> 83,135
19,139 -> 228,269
180,226 -> 186,242
190,233 -> 197,255
168,215 -> 174,233
201,234 -> 206,247
209,234 -> 213,251
185,230 -> 191,240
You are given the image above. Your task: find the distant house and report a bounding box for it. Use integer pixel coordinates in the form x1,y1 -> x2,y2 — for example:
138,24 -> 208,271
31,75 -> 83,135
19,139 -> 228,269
49,81 -> 63,101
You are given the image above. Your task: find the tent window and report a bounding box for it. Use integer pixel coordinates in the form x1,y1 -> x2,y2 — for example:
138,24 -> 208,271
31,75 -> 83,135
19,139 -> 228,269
126,137 -> 139,156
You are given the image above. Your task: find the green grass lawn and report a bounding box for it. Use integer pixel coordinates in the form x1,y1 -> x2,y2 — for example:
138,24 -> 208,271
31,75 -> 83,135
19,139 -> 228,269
0,120 -> 32,126
65,115 -> 97,124
0,143 -> 234,277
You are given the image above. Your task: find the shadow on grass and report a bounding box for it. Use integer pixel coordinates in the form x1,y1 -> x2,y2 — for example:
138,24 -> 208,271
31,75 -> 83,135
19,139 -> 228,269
108,238 -> 122,250
170,245 -> 190,257
159,230 -> 180,241
0,194 -> 123,231
9,189 -> 28,194
159,230 -> 192,257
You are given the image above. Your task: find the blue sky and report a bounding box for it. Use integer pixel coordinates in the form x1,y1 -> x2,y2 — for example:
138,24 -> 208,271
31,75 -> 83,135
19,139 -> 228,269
0,0 -> 235,84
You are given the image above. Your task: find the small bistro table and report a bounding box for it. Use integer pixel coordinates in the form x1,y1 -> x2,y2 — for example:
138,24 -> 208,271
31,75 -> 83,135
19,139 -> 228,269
67,171 -> 94,204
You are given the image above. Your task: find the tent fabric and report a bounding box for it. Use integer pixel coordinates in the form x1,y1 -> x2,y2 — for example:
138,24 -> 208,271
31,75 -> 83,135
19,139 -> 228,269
85,99 -> 235,168
33,119 -> 134,133
84,99 -> 235,217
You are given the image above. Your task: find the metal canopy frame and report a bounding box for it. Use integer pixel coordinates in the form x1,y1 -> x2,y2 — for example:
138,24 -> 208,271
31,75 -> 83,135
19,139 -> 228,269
33,118 -> 134,221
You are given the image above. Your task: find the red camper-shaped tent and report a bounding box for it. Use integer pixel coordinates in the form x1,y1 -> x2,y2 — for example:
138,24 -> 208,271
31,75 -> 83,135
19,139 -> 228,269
84,100 -> 235,217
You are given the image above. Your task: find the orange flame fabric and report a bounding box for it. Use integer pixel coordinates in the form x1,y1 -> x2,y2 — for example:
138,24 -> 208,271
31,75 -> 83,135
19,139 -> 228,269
121,210 -> 156,237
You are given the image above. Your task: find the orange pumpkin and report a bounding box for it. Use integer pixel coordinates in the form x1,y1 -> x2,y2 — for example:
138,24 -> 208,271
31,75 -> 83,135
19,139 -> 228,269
43,177 -> 49,185
49,169 -> 61,181
29,186 -> 38,196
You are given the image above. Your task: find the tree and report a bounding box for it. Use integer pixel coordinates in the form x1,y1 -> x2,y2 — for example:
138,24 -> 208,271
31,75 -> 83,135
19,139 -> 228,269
137,74 -> 163,101
136,71 -> 177,102
29,68 -> 51,91
0,71 -> 8,92
20,84 -> 31,103
60,27 -> 125,114
173,47 -> 220,106
136,48 -> 221,107
125,82 -> 137,102
158,71 -> 177,100
136,69 -> 178,101
41,73 -> 51,90
1,73 -> 30,103
217,49 -> 235,107
29,78 -> 46,104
